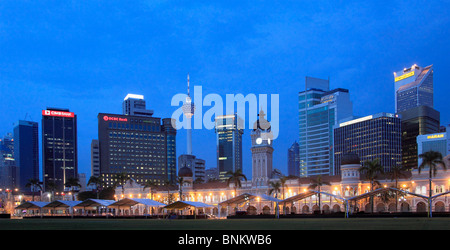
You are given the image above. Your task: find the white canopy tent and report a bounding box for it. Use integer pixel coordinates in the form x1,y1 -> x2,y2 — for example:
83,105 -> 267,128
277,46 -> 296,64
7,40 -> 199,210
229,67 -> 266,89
108,198 -> 166,216
218,193 -> 282,218
164,201 -> 214,218
15,201 -> 49,217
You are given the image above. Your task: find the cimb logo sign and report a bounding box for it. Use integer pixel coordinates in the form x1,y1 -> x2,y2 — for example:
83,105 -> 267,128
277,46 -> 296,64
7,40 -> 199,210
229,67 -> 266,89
171,86 -> 279,140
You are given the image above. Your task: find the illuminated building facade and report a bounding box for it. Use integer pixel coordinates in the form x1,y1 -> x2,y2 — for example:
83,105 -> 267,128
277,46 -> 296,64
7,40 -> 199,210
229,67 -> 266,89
122,94 -> 154,117
0,133 -> 17,190
215,114 -> 243,181
299,77 -> 353,177
98,112 -> 177,186
417,129 -> 450,167
42,108 -> 78,192
394,64 -> 433,113
334,113 -> 403,174
116,152 -> 450,216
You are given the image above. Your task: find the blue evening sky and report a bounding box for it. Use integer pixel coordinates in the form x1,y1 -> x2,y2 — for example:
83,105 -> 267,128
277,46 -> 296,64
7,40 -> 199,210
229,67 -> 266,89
1,1 -> 449,180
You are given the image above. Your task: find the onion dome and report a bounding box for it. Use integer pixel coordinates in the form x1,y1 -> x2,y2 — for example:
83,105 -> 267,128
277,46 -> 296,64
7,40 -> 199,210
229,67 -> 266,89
341,152 -> 361,165
178,166 -> 193,178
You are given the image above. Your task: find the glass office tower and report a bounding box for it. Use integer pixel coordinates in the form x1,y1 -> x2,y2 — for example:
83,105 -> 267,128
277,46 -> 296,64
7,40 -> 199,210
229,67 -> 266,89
394,64 -> 433,113
334,113 -> 402,174
399,105 -> 440,170
14,120 -> 39,192
42,108 -> 78,192
299,77 -> 353,177
417,132 -> 449,167
215,114 -> 244,181
0,133 -> 17,190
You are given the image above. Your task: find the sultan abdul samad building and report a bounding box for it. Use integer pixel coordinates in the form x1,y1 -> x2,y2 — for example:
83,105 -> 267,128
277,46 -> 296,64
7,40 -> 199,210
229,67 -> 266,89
116,111 -> 450,217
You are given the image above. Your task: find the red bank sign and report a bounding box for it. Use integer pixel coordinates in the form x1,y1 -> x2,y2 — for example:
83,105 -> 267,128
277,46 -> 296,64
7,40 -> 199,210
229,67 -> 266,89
42,110 -> 75,118
103,115 -> 128,122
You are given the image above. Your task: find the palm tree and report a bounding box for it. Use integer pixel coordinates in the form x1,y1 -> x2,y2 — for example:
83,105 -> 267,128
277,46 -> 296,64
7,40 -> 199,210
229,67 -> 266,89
386,164 -> 409,212
308,175 -> 331,214
143,180 -> 158,200
176,177 -> 189,201
359,159 -> 384,213
87,176 -> 104,199
418,150 -> 447,217
279,176 -> 289,200
64,177 -> 81,201
226,169 -> 247,197
46,181 -> 57,201
268,181 -> 281,198
113,172 -> 132,198
25,179 -> 42,201
163,179 -> 173,204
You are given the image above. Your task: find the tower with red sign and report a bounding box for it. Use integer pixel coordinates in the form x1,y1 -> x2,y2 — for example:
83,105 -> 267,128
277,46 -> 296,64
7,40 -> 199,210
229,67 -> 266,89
42,108 -> 78,192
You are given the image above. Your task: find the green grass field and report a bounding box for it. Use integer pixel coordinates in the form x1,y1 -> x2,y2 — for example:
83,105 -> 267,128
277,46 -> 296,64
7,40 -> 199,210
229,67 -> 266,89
0,218 -> 449,230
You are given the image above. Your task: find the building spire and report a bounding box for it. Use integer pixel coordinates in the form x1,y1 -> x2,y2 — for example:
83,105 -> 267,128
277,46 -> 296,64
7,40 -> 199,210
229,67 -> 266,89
187,73 -> 190,97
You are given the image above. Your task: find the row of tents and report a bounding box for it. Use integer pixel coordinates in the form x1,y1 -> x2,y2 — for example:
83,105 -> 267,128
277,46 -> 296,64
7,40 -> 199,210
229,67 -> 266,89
15,198 -> 215,218
15,187 -> 450,218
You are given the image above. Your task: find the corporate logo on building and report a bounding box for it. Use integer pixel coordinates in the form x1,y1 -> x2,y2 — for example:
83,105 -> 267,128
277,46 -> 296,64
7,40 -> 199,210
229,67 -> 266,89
42,110 -> 75,118
103,115 -> 128,122
427,134 -> 445,140
395,71 -> 415,82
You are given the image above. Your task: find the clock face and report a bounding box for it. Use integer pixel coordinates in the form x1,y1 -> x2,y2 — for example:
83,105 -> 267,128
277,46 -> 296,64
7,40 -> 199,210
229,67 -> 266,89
268,138 -> 271,144
256,138 -> 262,144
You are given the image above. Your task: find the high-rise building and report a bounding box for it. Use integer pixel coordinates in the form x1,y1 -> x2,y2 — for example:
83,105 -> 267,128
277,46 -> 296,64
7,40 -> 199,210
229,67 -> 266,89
299,77 -> 353,177
205,167 -> 219,182
178,154 -> 206,182
123,94 -> 154,117
394,64 -> 433,113
334,113 -> 402,173
13,120 -> 39,192
98,94 -> 177,186
0,133 -> 17,190
215,114 -> 244,181
399,105 -> 440,170
41,108 -> 78,192
287,141 -> 300,177
91,139 -> 100,178
417,131 -> 449,167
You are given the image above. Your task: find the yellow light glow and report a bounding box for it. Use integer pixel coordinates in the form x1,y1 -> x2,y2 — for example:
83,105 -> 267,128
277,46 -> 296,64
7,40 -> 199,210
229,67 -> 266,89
395,71 -> 415,82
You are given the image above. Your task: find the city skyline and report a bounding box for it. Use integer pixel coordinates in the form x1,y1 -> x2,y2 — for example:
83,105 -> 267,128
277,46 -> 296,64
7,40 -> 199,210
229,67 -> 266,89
1,1 -> 450,182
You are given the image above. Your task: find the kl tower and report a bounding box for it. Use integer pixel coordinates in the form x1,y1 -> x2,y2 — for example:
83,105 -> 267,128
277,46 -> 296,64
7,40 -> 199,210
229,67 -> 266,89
182,74 -> 195,155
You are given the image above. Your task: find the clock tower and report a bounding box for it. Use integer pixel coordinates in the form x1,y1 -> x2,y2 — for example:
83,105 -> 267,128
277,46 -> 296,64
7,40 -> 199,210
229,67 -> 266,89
251,110 -> 274,189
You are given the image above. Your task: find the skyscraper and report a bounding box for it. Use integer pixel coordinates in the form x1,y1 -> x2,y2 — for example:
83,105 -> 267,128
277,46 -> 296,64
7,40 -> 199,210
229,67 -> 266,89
0,133 -> 17,190
334,113 -> 402,173
299,77 -> 353,177
98,94 -> 177,186
123,94 -> 154,117
13,120 -> 39,192
394,64 -> 433,113
91,139 -> 100,178
215,114 -> 244,181
42,108 -> 78,192
417,132 -> 449,167
399,105 -> 440,170
287,142 -> 300,177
